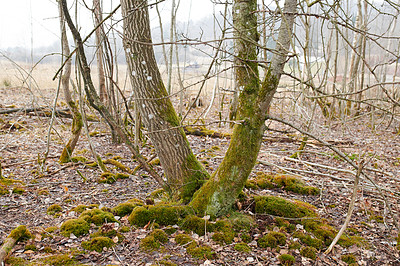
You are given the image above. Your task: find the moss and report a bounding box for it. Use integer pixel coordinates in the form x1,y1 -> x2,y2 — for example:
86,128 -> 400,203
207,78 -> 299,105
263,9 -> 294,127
254,195 -> 316,218
8,225 -> 32,241
4,256 -> 29,265
186,244 -> 214,260
140,235 -> 161,251
234,242 -> 251,253
43,246 -> 55,253
79,208 -> 117,226
228,212 -> 255,232
128,205 -> 188,227
60,218 -> 90,237
41,254 -> 76,265
70,156 -> 88,163
158,260 -> 177,266
81,236 -> 114,252
12,187 -> 25,194
149,188 -> 165,199
257,231 -> 286,248
241,233 -> 252,243
45,226 -> 58,233
47,204 -> 62,216
0,185 -> 8,195
24,244 -> 37,251
293,232 -> 324,249
278,254 -> 295,266
1,178 -> 24,186
71,204 -> 98,214
112,201 -> 141,217
338,235 -> 365,248
97,172 -> 117,184
119,226 -> 131,233
288,241 -> 301,250
300,246 -> 317,260
104,158 -> 133,174
181,215 -> 213,236
150,158 -> 161,166
164,226 -> 177,235
341,254 -> 357,264
175,233 -> 193,245
213,220 -> 235,244
150,229 -> 168,243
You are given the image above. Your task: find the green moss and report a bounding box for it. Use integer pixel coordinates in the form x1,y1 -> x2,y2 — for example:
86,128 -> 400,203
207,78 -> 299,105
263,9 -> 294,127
341,254 -> 357,264
257,231 -> 286,248
0,185 -> 8,195
213,220 -> 235,244
128,205 -> 188,227
158,260 -> 177,266
112,201 -> 141,217
164,225 -> 177,235
104,158 -> 133,174
254,195 -> 316,218
81,236 -> 114,252
24,244 -> 37,251
150,229 -> 168,243
288,241 -> 301,250
278,254 -> 295,265
79,208 -> 117,226
47,204 -> 62,215
149,158 -> 161,166
60,218 -> 90,237
234,242 -> 251,253
8,225 -> 32,241
300,246 -> 317,260
293,232 -> 323,249
45,226 -> 58,233
175,233 -> 193,245
12,187 -> 25,194
186,244 -> 214,260
228,212 -> 255,232
149,188 -> 165,199
4,256 -> 29,265
41,254 -> 76,265
43,246 -> 55,253
70,156 -> 88,163
71,204 -> 98,214
97,172 -> 117,184
119,226 -> 131,233
140,235 -> 161,251
181,215 -> 213,236
0,178 -> 24,186
241,233 -> 252,243
338,235 -> 365,248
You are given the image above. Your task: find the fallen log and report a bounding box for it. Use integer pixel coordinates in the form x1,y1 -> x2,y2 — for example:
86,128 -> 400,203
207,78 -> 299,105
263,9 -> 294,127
0,225 -> 32,264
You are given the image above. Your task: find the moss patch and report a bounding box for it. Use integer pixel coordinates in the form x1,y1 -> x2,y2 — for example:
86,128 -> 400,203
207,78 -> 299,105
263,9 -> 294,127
246,173 -> 319,195
175,233 -> 193,245
81,236 -> 114,252
97,171 -> 129,184
186,243 -> 215,260
71,204 -> 99,214
254,195 -> 316,218
112,199 -> 143,217
60,218 -> 90,237
278,254 -> 295,265
9,225 -> 31,242
341,254 -> 357,264
79,208 -> 117,226
41,254 -> 76,265
300,246 -> 317,260
128,205 -> 188,227
47,204 -> 62,216
234,242 -> 251,253
140,230 -> 168,251
257,231 -> 286,248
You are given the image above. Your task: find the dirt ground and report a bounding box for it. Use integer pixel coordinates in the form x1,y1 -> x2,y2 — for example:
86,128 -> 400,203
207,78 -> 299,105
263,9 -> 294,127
1,84 -> 400,265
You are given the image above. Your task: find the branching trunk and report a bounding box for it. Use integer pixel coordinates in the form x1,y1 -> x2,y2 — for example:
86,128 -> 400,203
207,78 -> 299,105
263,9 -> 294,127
190,0 -> 297,216
120,0 -> 209,202
58,0 -> 83,164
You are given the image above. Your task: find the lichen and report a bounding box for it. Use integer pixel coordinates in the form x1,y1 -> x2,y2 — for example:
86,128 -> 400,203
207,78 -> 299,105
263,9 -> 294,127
81,236 -> 114,252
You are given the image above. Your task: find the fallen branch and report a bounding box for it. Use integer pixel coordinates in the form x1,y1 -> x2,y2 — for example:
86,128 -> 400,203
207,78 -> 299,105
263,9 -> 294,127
325,161 -> 364,254
0,225 -> 32,264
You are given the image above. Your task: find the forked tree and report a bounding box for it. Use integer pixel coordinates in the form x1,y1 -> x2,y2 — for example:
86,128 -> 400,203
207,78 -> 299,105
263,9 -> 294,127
61,0 -> 297,217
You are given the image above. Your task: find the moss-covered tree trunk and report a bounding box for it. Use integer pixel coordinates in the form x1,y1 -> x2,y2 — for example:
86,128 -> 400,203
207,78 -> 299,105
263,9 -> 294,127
190,0 -> 297,216
120,0 -> 209,202
58,0 -> 83,164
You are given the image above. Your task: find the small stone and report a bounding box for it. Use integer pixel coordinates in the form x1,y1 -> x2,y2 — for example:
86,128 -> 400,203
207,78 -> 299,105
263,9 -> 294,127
247,257 -> 254,262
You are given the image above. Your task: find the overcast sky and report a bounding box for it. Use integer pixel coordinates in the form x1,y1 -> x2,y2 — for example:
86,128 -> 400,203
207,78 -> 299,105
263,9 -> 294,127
0,0 -> 222,49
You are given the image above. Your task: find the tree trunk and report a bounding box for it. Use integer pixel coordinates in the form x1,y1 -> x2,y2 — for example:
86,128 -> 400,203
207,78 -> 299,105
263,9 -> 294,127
93,0 -> 107,103
190,0 -> 297,217
120,0 -> 209,202
58,0 -> 83,164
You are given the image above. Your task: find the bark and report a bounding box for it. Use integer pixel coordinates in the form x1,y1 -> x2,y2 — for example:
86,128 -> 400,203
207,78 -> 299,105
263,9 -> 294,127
60,0 -> 166,189
94,0 -> 107,103
58,0 -> 83,164
120,0 -> 209,202
190,0 -> 297,217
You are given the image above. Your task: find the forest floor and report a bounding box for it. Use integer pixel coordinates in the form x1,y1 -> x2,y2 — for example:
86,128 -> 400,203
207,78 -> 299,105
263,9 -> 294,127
1,85 -> 400,265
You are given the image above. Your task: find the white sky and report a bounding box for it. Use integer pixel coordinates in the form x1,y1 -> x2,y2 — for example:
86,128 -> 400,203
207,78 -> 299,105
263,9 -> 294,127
0,0 -> 222,49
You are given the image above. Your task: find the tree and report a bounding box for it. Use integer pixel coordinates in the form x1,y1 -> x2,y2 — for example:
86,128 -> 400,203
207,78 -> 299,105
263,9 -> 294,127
120,0 -> 297,216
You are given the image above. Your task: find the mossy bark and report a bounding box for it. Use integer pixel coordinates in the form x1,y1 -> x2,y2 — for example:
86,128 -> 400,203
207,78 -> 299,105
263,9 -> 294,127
190,0 -> 297,216
58,3 -> 83,164
121,0 -> 209,202
0,225 -> 31,263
